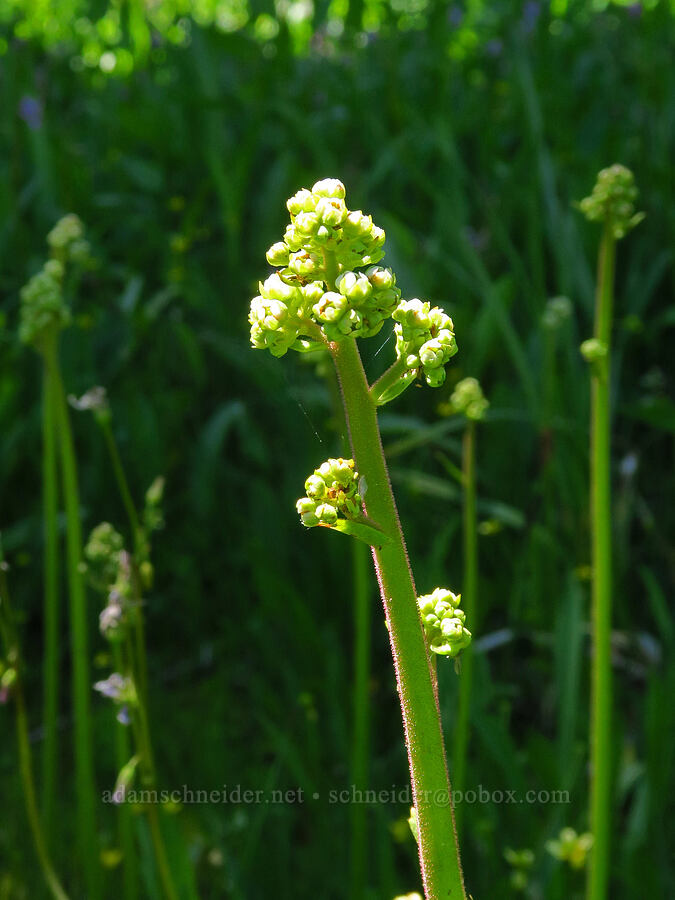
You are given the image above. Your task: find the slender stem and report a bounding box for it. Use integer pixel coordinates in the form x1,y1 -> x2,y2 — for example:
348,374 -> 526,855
100,420 -> 149,705
0,567 -> 70,900
587,222 -> 616,900
44,345 -> 99,899
111,641 -> 137,900
349,540 -> 371,899
101,421 -> 142,547
369,355 -> 409,405
452,421 -> 477,829
124,622 -> 176,900
331,336 -> 466,900
41,346 -> 60,836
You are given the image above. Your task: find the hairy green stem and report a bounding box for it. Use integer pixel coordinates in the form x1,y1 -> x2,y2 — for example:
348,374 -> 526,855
331,336 -> 466,900
587,222 -> 616,900
349,540 -> 372,898
41,347 -> 60,837
453,421 -> 477,829
44,345 -> 99,899
369,355 -> 408,405
0,565 -> 70,900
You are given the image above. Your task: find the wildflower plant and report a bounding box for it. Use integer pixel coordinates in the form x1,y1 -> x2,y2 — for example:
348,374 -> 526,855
19,216 -> 98,896
579,165 -> 642,900
250,179 -> 468,899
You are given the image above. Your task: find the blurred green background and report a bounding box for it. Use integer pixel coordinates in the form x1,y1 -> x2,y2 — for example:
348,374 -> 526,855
0,1 -> 673,897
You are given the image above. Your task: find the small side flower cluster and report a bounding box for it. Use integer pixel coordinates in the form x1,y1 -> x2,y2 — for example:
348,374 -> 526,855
546,827 -> 593,870
504,848 -> 535,892
418,587 -> 471,658
296,458 -> 362,528
19,214 -> 90,351
449,376 -> 489,421
84,523 -> 133,643
391,298 -> 458,390
579,164 -> 644,240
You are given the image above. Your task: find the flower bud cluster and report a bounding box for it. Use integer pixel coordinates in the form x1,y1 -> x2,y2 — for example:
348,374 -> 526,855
282,179 -> 385,272
251,179 -> 401,356
417,587 -> 471,658
85,522 -> 124,590
449,377 -> 489,421
392,299 -> 458,388
20,214 -> 90,350
85,523 -> 133,642
296,458 -> 362,528
47,214 -> 91,264
579,164 -> 644,240
19,259 -> 70,349
545,827 -> 593,870
312,265 -> 401,341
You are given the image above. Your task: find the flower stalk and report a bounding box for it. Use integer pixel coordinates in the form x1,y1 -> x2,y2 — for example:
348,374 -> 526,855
249,180 -> 471,897
579,165 -> 643,900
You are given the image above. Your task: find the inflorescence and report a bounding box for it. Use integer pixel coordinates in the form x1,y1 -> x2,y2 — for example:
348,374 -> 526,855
448,376 -> 489,421
249,178 -> 457,403
417,588 -> 472,658
296,457 -> 362,528
19,214 -> 90,351
579,164 -> 644,240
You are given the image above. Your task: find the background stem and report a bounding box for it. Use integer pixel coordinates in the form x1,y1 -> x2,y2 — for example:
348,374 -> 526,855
45,345 -> 99,899
41,347 -> 60,838
111,641 -> 137,900
331,336 -> 466,900
452,420 -> 477,830
587,221 -> 616,900
0,562 -> 70,900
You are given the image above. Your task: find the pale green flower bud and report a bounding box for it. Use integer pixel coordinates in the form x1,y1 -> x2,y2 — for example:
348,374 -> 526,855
313,291 -> 347,324
260,272 -> 302,305
294,211 -> 321,237
580,338 -> 608,363
304,474 -> 327,499
266,242 -> 290,267
393,298 -> 432,333
419,338 -> 445,369
336,271 -> 373,305
316,503 -> 338,525
316,196 -> 348,227
341,209 -> 369,237
366,266 -> 395,291
287,188 -> 317,216
289,250 -> 322,278
311,178 -> 346,199
283,223 -> 304,252
302,281 -> 325,307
